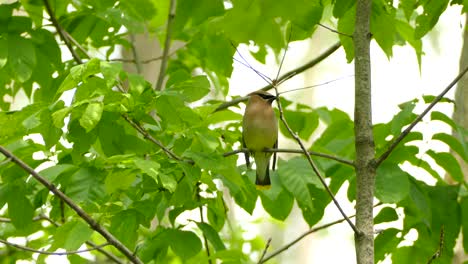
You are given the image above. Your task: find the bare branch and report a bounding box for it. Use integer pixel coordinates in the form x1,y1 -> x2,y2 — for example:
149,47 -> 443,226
257,238 -> 272,264
318,23 -> 353,38
376,64 -> 468,166
215,42 -> 342,112
0,239 -> 109,256
260,203 -> 382,263
273,87 -> 358,233
42,0 -> 83,63
223,148 -> 354,167
0,145 -> 143,264
155,0 -> 177,91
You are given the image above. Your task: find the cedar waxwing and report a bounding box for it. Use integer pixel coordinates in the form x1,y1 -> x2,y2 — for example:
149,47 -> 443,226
242,90 -> 278,189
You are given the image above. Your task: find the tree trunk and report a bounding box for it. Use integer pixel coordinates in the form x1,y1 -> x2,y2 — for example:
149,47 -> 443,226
353,1 -> 375,263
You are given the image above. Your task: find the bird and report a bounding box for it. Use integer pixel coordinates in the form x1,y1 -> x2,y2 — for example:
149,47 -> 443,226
242,90 -> 278,189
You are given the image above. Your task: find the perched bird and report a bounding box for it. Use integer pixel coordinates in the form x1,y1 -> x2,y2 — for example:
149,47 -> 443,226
242,90 -> 278,189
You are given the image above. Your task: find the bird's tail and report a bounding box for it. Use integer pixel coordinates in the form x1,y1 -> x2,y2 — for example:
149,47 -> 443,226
255,153 -> 271,189
255,167 -> 271,190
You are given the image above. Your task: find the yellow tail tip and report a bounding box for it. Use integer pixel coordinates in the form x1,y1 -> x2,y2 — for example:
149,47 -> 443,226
256,185 -> 271,190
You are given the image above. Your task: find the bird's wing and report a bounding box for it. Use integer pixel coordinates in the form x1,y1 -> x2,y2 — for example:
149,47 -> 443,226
242,136 -> 251,168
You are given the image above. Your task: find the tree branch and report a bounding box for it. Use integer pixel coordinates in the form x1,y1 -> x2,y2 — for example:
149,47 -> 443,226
214,42 -> 342,112
273,87 -> 358,233
130,34 -> 143,74
122,114 -> 188,163
41,0 -> 83,64
376,64 -> 468,167
223,148 -> 354,167
0,146 -> 143,264
109,45 -> 184,64
0,239 -> 109,256
155,0 -> 177,91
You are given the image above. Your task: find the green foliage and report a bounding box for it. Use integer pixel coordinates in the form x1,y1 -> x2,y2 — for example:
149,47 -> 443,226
0,0 -> 465,263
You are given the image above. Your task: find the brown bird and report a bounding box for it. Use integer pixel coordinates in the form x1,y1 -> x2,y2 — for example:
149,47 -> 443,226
242,90 -> 278,189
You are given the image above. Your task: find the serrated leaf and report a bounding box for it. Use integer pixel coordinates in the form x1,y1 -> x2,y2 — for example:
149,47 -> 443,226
337,5 -> 355,62
170,75 -> 211,102
51,107 -> 71,128
375,163 -> 410,203
79,102 -> 103,132
426,150 -> 463,182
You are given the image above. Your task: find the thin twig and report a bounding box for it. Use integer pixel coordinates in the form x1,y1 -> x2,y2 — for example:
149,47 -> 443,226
273,87 -> 358,234
318,23 -> 353,38
13,214 -> 123,264
257,238 -> 272,264
260,202 -> 382,263
214,42 -> 342,112
199,206 -> 212,264
155,0 -> 176,90
122,114 -> 188,163
0,146 -> 143,264
427,226 -> 444,264
223,148 -> 354,167
62,30 -> 91,59
376,64 -> 468,166
109,45 -> 184,64
41,0 -> 82,63
130,34 -> 142,74
0,239 -> 109,256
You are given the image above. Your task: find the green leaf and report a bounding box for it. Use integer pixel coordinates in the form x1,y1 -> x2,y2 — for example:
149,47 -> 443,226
375,163 -> 410,203
337,5 -> 355,62
170,75 -> 211,102
426,150 -> 463,182
375,228 -> 401,262
260,171 -> 294,220
370,3 -> 396,58
333,0 -> 355,18
7,34 -> 36,82
110,209 -> 143,249
79,102 -> 104,132
461,196 -> 468,252
374,207 -> 398,224
105,169 -> 137,194
57,58 -> 102,94
52,107 -> 71,128
39,164 -> 79,182
432,133 -> 467,162
52,220 -> 93,251
414,0 -> 450,39
278,157 -> 321,207
0,37 -> 7,68
196,222 -> 226,251
66,167 -> 106,203
7,184 -> 34,229
168,229 -> 202,260
134,158 -> 161,181
431,111 -> 458,130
